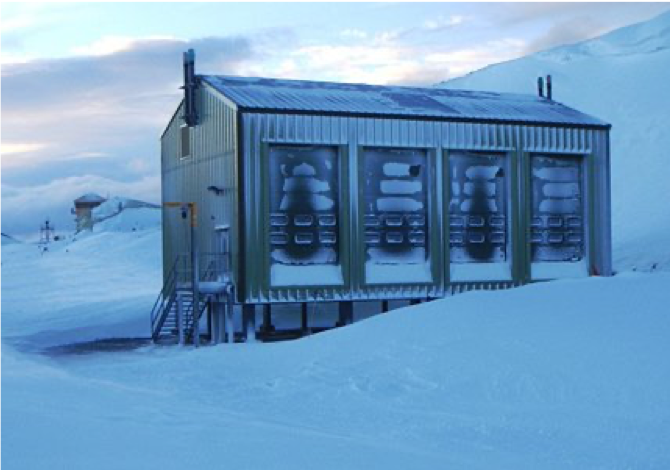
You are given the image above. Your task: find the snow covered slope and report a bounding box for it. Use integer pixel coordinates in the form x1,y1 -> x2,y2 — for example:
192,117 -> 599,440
1,228 -> 161,344
3,213 -> 670,469
441,10 -> 670,272
90,196 -> 161,233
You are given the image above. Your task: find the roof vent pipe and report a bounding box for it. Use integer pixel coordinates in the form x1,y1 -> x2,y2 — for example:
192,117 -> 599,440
537,76 -> 544,98
546,75 -> 552,100
183,49 -> 198,127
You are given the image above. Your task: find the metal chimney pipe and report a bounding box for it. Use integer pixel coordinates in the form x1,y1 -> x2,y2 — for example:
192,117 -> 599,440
183,49 -> 198,126
546,75 -> 552,100
537,76 -> 544,98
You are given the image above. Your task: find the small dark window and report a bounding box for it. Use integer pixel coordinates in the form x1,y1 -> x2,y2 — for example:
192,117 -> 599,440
180,126 -> 191,159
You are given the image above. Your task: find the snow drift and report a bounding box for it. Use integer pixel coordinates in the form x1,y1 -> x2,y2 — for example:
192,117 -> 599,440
3,230 -> 670,468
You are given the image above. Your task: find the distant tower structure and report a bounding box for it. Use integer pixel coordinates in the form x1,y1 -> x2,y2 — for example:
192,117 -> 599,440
73,193 -> 106,231
39,219 -> 55,244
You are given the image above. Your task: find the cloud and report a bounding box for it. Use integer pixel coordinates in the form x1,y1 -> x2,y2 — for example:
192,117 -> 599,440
2,142 -> 48,156
1,35 -> 255,235
523,17 -> 610,54
280,36 -> 526,86
423,15 -> 466,31
1,34 -> 254,164
71,35 -> 181,57
0,14 -> 37,33
493,3 -> 625,27
340,29 -> 368,40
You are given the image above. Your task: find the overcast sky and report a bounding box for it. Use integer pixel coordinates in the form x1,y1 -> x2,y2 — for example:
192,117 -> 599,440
2,2 -> 669,237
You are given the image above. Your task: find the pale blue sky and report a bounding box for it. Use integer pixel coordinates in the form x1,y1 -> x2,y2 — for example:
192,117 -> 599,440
2,2 -> 669,236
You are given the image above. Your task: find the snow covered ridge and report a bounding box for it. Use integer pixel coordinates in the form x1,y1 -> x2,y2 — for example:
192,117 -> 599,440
89,196 -> 161,233
2,232 -> 21,245
91,196 -> 159,220
538,9 -> 670,60
439,10 -> 670,273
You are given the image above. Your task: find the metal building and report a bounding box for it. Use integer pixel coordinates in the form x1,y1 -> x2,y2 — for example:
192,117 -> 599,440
153,50 -> 611,344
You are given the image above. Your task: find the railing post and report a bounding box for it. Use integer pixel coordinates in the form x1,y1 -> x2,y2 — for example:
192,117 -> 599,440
243,304 -> 256,343
177,292 -> 185,346
191,206 -> 200,348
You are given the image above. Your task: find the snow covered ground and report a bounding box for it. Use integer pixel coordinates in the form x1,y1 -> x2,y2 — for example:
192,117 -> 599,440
3,206 -> 670,469
3,13 -> 670,470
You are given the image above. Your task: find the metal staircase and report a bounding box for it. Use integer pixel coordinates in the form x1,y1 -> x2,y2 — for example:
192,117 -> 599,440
151,287 -> 201,343
150,254 -> 231,345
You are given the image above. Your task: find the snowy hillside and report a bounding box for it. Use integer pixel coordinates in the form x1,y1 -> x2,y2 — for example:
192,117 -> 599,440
441,10 -> 670,272
90,196 -> 161,233
2,205 -> 161,344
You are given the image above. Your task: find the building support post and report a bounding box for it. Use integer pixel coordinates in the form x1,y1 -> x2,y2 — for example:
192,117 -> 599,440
207,300 -> 213,341
338,301 -> 353,327
211,300 -> 221,345
243,304 -> 256,343
301,303 -> 309,334
261,304 -> 274,334
381,300 -> 389,313
190,206 -> 200,348
225,290 -> 235,344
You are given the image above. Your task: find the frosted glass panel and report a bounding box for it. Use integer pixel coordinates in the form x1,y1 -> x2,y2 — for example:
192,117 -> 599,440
269,145 -> 339,268
531,155 -> 584,263
449,152 -> 507,264
363,147 -> 431,283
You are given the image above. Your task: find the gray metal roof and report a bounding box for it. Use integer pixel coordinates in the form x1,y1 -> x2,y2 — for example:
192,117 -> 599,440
201,75 -> 609,128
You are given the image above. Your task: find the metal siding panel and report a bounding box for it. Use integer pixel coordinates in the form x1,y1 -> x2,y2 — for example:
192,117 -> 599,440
234,112 -> 611,303
160,88 -> 240,288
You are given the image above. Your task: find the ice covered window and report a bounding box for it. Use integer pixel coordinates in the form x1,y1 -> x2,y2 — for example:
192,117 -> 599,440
268,145 -> 342,286
363,147 -> 431,284
449,151 -> 507,264
531,155 -> 583,263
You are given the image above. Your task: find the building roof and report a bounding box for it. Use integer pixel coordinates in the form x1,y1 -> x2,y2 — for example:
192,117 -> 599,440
74,193 -> 106,204
201,75 -> 610,128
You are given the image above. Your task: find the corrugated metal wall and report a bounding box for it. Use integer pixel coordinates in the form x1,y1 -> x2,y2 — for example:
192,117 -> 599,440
160,89 -> 239,287
240,112 -> 611,303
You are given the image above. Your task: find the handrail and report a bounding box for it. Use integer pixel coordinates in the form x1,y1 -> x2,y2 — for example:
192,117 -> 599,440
150,256 -> 180,321
151,252 -> 231,342
150,256 -> 182,340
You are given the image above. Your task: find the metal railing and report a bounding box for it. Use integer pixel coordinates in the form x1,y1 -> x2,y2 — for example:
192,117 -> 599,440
150,252 -> 232,343
150,255 -> 182,341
